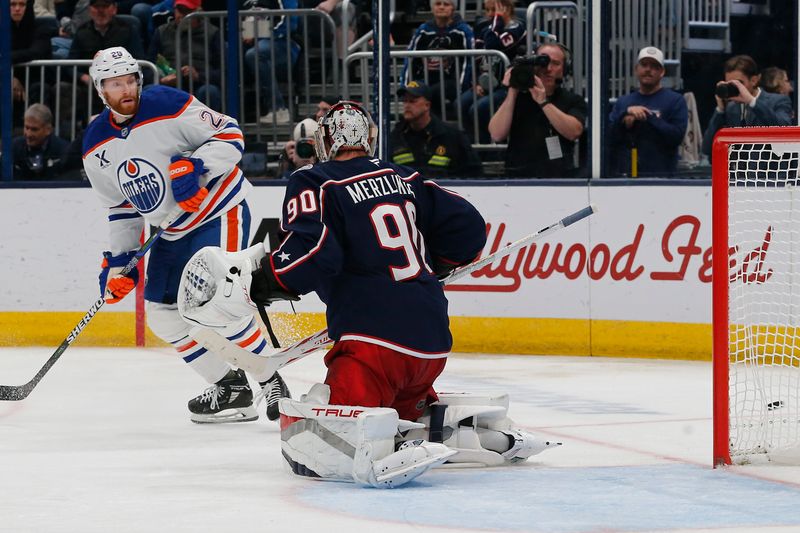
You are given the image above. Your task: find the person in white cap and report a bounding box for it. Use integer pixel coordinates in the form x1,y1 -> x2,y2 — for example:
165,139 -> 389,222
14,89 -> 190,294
608,46 -> 688,176
278,117 -> 319,178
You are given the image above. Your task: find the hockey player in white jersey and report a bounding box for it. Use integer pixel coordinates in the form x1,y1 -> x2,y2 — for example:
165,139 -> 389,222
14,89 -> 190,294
82,46 -> 289,424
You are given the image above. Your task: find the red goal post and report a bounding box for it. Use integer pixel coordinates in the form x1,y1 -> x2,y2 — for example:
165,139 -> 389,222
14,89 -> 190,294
712,126 -> 800,467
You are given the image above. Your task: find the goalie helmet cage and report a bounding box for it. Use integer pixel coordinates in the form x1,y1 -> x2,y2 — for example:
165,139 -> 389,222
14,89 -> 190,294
712,126 -> 800,467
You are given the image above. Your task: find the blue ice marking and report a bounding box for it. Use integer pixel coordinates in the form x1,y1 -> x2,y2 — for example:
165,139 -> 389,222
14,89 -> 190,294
296,464 -> 800,532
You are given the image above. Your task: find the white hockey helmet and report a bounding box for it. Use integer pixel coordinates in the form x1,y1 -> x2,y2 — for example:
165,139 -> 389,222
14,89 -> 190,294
89,46 -> 143,108
314,100 -> 378,162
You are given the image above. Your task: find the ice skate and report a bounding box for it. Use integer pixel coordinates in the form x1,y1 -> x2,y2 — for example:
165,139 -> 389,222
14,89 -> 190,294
257,372 -> 291,421
188,368 -> 258,424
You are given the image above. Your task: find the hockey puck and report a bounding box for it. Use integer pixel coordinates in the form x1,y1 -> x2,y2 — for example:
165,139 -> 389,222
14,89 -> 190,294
766,401 -> 784,411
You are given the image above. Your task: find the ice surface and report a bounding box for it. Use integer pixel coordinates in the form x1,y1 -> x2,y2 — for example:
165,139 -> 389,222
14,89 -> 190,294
1,347 -> 799,533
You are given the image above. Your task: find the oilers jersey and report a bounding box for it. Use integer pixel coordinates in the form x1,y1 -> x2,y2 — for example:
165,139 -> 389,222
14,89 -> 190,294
82,85 -> 250,255
270,156 -> 486,357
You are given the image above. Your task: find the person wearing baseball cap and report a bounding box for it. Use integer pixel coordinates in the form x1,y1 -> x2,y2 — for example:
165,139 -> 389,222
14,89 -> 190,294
608,46 -> 688,176
390,81 -> 482,178
397,81 -> 433,102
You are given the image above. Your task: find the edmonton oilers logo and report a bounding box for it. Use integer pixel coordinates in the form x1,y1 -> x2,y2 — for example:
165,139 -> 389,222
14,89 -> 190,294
117,158 -> 165,213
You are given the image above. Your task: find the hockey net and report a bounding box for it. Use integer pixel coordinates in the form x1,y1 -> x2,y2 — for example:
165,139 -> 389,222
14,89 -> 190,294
713,127 -> 800,466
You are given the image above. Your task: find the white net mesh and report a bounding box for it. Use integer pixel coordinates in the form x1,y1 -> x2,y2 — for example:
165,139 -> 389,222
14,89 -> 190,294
727,142 -> 800,463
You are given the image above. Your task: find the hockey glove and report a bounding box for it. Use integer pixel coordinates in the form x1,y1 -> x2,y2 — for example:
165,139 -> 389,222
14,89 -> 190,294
169,156 -> 209,212
99,251 -> 140,304
431,257 -> 462,280
249,257 -> 300,306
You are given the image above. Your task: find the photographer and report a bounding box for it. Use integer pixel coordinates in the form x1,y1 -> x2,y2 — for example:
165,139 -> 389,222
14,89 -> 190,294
701,55 -> 793,157
488,43 -> 585,178
278,118 -> 318,179
608,47 -> 688,176
10,104 -> 71,181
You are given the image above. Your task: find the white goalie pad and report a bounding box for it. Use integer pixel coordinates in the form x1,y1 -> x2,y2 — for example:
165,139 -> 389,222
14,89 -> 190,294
279,386 -> 452,488
178,244 -> 267,329
404,392 -> 561,466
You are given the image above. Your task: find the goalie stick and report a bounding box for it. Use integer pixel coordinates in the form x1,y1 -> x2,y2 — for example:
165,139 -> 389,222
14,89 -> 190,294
0,206 -> 186,401
192,204 -> 598,376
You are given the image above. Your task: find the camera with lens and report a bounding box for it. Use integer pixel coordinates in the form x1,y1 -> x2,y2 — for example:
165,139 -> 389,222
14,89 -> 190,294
715,82 -> 740,99
296,138 -> 315,159
509,55 -> 550,90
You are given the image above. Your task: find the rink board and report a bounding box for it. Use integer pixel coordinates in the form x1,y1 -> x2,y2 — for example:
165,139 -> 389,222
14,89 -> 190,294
0,181 -> 717,358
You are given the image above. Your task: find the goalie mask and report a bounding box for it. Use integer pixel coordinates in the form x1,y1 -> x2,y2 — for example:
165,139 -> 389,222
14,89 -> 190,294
314,101 -> 378,162
89,46 -> 143,118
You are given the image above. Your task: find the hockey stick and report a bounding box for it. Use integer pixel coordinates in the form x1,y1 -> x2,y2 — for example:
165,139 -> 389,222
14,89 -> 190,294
194,204 -> 598,376
0,206 -> 186,401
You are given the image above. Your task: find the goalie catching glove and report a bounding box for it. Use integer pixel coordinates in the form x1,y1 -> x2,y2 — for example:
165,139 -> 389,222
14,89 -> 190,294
169,155 -> 209,212
99,251 -> 139,303
178,244 -> 299,329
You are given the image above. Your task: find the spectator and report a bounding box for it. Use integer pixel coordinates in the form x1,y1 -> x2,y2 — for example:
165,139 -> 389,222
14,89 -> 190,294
608,46 -> 688,176
148,0 -> 222,110
67,0 -> 146,118
402,0 -> 474,119
390,81 -> 482,178
11,0 -> 53,126
127,0 -> 174,49
243,0 -> 300,125
702,55 -> 793,156
314,95 -> 340,120
60,115 -> 100,181
278,118 -> 319,178
488,43 -> 586,178
11,104 -> 70,181
52,0 -> 93,59
459,0 -> 525,144
68,0 -> 145,70
761,67 -> 793,96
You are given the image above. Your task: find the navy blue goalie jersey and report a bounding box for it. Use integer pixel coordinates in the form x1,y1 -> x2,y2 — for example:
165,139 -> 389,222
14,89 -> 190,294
270,156 -> 486,357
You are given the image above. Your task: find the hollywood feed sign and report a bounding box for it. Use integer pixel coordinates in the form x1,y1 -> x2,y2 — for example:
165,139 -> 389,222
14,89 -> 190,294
2,183 -> 776,328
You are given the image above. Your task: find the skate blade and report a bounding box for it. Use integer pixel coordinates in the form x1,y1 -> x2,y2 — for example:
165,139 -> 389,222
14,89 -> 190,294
375,449 -> 458,483
190,406 -> 259,424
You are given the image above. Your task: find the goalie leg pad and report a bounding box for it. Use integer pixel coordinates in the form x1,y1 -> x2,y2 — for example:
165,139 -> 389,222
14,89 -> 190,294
279,389 -> 451,488
405,392 -> 561,466
178,244 -> 267,329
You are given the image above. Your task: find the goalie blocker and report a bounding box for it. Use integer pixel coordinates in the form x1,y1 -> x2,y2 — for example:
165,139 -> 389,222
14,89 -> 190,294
279,385 -> 559,488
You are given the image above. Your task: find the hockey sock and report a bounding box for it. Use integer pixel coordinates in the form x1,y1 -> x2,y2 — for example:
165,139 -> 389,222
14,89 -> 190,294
219,317 -> 274,382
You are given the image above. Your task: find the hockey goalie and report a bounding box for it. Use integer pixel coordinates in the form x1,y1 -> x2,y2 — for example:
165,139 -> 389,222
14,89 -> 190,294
178,101 -> 559,487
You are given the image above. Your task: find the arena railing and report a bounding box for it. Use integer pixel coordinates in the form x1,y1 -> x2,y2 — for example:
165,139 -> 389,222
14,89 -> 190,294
685,0 -> 730,52
174,8 -> 339,146
342,0 -> 396,56
15,59 -> 160,141
344,49 -> 510,152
